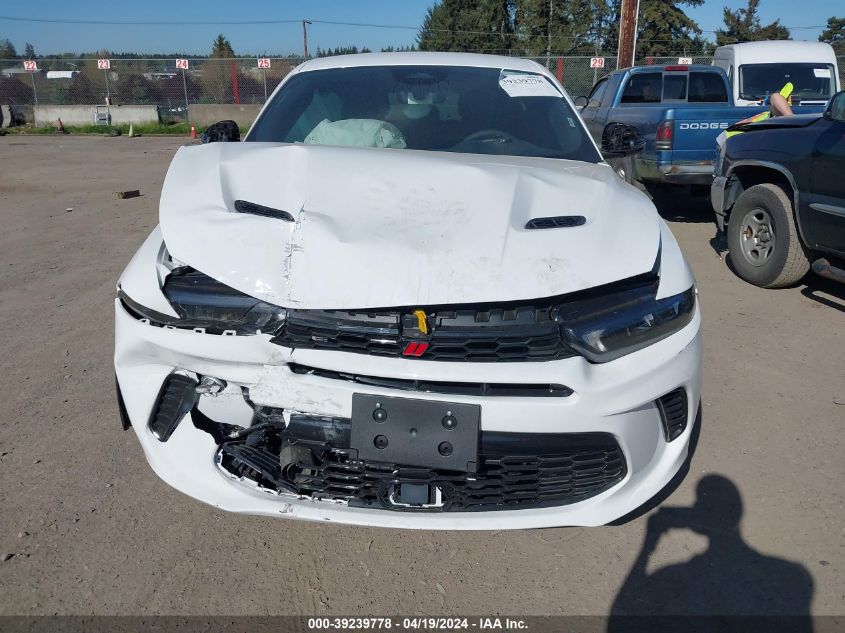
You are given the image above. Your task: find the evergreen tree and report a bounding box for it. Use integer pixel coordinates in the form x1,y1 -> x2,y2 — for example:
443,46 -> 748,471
0,38 -> 17,59
818,16 -> 845,53
211,34 -> 235,58
24,42 -> 35,58
716,0 -> 790,46
514,0 -> 595,56
418,0 -> 515,54
636,0 -> 707,57
204,34 -> 236,103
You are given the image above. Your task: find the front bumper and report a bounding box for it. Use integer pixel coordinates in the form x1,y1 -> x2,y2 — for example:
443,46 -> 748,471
711,175 -> 729,231
115,298 -> 702,529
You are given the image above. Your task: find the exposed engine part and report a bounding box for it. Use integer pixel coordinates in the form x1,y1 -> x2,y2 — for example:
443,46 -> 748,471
215,413 -> 627,514
195,376 -> 227,396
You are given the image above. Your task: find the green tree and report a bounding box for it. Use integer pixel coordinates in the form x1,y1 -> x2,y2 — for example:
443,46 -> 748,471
205,34 -> 236,103
636,0 -> 707,57
716,0 -> 790,46
819,16 -> 845,53
418,0 -> 515,54
211,34 -> 235,58
0,38 -> 17,58
24,42 -> 35,58
68,72 -> 95,103
514,0 -> 595,57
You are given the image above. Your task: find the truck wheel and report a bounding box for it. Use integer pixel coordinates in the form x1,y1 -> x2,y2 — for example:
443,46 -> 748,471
726,183 -> 809,288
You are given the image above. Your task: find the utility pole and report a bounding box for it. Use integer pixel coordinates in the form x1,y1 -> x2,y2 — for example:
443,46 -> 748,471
302,19 -> 312,59
617,0 -> 640,70
544,0 -> 553,69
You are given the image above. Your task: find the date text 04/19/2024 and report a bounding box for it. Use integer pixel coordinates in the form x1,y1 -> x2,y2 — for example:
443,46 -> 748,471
306,617 -> 528,630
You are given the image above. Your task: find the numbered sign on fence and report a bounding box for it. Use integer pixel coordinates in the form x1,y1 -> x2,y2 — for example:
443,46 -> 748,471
257,58 -> 271,69
23,60 -> 38,71
678,57 -> 693,65
97,59 -> 111,70
175,59 -> 189,70
590,57 -> 605,69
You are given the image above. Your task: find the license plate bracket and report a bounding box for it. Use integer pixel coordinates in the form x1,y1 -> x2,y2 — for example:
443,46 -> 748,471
350,394 -> 480,472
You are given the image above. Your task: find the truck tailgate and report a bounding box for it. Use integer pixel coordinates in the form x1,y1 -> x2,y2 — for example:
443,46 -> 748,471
670,104 -> 827,162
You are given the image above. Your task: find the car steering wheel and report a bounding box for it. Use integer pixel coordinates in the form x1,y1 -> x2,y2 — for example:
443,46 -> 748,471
461,129 -> 518,145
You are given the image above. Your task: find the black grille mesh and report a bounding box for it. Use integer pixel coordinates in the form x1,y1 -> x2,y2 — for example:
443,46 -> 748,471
274,308 -> 577,363
525,216 -> 587,230
220,432 -> 626,512
657,388 -> 688,441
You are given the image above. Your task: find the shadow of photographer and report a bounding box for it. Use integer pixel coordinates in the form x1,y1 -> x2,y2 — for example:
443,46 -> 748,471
609,475 -> 814,631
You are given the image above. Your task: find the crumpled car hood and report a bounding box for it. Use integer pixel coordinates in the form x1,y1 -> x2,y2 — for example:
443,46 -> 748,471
160,143 -> 660,309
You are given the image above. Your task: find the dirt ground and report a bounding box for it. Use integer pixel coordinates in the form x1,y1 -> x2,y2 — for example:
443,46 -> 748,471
0,135 -> 842,617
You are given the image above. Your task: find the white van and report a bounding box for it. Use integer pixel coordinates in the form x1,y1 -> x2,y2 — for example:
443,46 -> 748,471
713,41 -> 840,106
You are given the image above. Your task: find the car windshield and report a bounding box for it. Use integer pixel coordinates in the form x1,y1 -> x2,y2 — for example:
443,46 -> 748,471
247,65 -> 601,163
739,63 -> 835,101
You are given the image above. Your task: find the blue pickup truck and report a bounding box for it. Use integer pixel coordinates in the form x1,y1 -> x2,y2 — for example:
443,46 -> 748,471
575,65 -> 827,189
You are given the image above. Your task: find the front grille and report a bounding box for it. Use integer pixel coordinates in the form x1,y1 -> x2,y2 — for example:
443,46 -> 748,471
219,431 -> 626,512
273,303 -> 577,362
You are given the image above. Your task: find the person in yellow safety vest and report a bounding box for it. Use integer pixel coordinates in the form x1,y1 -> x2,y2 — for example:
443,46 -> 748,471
725,82 -> 795,138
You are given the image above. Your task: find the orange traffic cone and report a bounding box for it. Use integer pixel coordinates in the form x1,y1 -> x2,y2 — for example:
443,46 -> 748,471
56,118 -> 66,133
190,124 -> 197,139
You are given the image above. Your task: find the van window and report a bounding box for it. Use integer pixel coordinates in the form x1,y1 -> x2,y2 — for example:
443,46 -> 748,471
688,72 -> 728,102
621,73 -> 662,103
663,74 -> 687,100
739,63 -> 835,102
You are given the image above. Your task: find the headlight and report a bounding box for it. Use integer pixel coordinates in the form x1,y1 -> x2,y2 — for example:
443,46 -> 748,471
553,283 -> 695,363
120,268 -> 287,335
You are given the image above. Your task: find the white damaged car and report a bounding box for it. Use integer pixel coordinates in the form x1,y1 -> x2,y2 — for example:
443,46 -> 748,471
115,53 -> 701,529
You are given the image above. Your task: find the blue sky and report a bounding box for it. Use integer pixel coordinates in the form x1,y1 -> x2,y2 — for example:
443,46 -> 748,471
0,0 -> 840,56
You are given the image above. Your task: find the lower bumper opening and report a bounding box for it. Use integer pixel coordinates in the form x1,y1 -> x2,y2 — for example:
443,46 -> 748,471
656,388 -> 688,442
216,412 -> 627,513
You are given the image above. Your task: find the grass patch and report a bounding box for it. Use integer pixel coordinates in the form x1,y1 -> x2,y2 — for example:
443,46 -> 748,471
4,122 -> 207,135
6,122 -> 251,135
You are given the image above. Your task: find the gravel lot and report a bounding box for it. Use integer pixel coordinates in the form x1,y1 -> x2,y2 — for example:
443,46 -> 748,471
0,135 -> 842,617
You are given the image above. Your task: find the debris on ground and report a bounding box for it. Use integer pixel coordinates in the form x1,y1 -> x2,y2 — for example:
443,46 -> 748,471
117,190 -> 141,199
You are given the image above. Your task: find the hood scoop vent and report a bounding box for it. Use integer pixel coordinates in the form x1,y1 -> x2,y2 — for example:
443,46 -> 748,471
525,216 -> 586,230
234,199 -> 294,222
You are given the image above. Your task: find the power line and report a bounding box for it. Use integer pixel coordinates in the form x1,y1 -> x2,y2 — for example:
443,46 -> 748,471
0,14 -> 830,33
0,15 -> 302,25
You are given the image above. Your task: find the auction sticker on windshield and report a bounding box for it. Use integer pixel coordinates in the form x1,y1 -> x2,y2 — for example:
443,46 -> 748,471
498,70 -> 560,97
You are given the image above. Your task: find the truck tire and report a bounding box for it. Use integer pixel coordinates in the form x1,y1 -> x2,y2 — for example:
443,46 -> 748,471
726,183 -> 810,288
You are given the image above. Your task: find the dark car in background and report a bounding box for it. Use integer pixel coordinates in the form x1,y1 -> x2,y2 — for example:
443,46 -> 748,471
711,91 -> 845,288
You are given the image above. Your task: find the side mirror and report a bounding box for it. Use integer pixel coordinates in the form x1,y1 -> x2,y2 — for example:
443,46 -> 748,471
601,122 -> 645,159
573,95 -> 588,109
201,120 -> 241,143
823,90 -> 845,122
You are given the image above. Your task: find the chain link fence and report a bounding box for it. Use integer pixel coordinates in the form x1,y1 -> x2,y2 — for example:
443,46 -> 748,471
0,57 -> 304,119
2,54 -> 844,117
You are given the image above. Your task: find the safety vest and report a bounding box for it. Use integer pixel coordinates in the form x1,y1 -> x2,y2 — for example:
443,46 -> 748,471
726,82 -> 794,138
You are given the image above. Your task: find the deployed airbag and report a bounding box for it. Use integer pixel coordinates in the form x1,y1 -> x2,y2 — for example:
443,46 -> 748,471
304,118 -> 407,149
